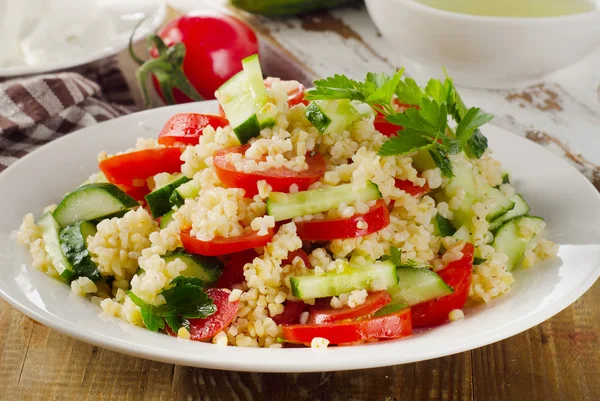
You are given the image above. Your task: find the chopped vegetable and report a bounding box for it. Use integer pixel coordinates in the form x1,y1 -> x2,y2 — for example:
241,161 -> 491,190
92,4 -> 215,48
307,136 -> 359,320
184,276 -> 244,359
181,227 -> 275,257
127,276 -> 216,332
282,307 -> 412,345
214,144 -> 326,198
307,291 -> 391,324
158,113 -> 229,146
296,199 -> 390,241
411,243 -> 474,327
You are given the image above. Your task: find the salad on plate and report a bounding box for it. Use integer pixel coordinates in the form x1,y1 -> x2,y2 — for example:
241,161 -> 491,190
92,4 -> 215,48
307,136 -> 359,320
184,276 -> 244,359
17,55 -> 558,348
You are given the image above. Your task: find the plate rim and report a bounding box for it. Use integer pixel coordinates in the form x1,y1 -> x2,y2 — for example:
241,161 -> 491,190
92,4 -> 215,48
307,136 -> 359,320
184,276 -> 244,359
1,100 -> 599,372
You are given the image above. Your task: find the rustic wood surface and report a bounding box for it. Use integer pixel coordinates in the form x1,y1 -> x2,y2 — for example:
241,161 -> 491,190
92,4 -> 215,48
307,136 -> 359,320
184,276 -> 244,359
2,2 -> 600,400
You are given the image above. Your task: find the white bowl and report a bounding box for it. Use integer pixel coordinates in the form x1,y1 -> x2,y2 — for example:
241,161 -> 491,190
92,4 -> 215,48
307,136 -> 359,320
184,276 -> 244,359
365,0 -> 600,88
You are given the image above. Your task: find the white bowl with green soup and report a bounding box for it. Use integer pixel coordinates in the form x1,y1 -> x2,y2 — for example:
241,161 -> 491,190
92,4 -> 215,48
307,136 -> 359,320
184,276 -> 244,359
365,0 -> 600,88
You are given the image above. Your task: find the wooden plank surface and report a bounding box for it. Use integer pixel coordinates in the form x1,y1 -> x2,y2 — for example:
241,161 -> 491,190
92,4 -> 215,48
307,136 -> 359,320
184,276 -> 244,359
3,3 -> 600,400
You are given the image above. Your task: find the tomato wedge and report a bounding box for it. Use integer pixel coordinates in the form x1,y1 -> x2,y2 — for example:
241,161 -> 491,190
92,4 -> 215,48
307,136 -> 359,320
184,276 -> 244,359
296,199 -> 390,241
214,145 -> 326,197
215,249 -> 257,289
411,242 -> 474,327
272,301 -> 306,325
307,291 -> 391,324
181,227 -> 275,257
395,179 -> 430,197
283,307 -> 412,345
158,113 -> 229,146
189,288 -> 239,341
99,147 -> 184,186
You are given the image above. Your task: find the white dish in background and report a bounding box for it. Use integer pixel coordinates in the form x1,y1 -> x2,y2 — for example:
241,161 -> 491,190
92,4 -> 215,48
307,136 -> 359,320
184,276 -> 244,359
365,0 -> 600,89
0,101 -> 599,372
0,0 -> 166,78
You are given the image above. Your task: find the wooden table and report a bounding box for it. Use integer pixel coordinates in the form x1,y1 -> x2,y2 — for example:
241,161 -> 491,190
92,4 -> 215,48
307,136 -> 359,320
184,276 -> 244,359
2,3 -> 600,400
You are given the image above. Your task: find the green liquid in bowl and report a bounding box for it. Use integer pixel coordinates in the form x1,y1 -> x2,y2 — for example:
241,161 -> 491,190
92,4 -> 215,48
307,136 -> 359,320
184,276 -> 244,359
415,0 -> 598,17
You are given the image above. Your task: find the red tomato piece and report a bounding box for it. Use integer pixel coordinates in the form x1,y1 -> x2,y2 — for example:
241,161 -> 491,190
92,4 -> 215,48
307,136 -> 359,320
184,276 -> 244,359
99,148 -> 184,186
296,199 -> 390,241
272,301 -> 306,325
117,183 -> 150,202
282,307 -> 412,345
215,249 -> 258,289
181,227 -> 275,257
394,179 -> 430,197
286,84 -> 308,107
213,145 -> 326,197
282,249 -> 312,269
411,243 -> 474,327
158,113 -> 229,146
151,13 -> 258,102
307,291 -> 392,324
188,288 -> 240,341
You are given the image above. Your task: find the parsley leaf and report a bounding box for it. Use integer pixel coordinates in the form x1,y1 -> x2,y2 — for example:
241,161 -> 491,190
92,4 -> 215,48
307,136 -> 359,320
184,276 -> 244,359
125,276 -> 215,333
306,74 -> 366,102
387,246 -> 403,266
378,130 -> 433,156
141,304 -> 165,332
428,148 -> 453,177
395,77 -> 423,105
307,69 -> 404,115
455,107 -> 494,143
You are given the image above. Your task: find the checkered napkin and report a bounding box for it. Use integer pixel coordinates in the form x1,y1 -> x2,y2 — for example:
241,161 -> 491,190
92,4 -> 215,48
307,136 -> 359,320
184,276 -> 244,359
0,59 -> 135,172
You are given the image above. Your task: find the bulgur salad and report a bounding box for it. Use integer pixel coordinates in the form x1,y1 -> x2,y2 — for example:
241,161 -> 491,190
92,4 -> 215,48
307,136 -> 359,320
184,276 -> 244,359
17,55 -> 557,348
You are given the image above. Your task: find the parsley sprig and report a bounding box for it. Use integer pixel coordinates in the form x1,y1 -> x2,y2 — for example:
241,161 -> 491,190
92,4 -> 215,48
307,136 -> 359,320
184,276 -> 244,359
127,276 -> 216,333
306,69 -> 494,176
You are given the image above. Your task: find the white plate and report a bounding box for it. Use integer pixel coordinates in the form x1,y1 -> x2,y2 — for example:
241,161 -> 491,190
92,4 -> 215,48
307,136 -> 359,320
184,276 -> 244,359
0,0 -> 167,77
0,101 -> 599,372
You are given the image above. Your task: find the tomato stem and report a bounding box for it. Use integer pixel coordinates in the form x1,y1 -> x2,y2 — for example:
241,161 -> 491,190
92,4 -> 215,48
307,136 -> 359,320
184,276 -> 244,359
128,23 -> 203,107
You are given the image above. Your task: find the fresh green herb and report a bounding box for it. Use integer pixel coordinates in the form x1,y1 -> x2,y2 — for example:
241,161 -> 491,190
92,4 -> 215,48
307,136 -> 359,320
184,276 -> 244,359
307,68 -> 494,175
473,257 -> 486,265
126,276 -> 215,333
306,69 -> 405,116
384,246 -> 426,269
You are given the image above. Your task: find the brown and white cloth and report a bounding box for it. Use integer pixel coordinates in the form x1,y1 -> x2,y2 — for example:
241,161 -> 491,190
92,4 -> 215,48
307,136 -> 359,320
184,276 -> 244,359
0,59 -> 135,172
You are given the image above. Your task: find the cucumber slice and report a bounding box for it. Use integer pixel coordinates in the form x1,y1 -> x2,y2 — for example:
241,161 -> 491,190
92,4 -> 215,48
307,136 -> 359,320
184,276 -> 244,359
162,249 -> 224,284
53,183 -> 139,227
501,172 -> 510,184
386,267 -> 453,306
145,174 -> 190,218
216,70 -> 260,144
482,186 -> 515,222
215,55 -> 273,144
492,216 -> 545,271
242,55 -> 276,129
432,214 -> 456,237
489,194 -> 530,231
412,149 -> 437,172
60,221 -> 102,281
38,213 -> 73,281
305,99 -> 360,134
160,210 -> 176,229
290,259 -> 398,299
373,302 -> 408,317
444,161 -> 478,227
452,225 -> 472,242
170,180 -> 201,207
266,181 -> 382,222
